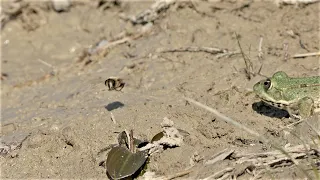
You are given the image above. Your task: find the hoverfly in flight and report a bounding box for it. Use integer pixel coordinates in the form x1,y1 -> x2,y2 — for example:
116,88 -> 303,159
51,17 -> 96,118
105,77 -> 125,91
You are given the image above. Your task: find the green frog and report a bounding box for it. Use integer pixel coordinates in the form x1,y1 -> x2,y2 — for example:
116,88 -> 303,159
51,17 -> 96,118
253,71 -> 320,119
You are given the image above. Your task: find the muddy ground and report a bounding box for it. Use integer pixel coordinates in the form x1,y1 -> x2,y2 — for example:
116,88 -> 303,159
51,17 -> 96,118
1,0 -> 320,179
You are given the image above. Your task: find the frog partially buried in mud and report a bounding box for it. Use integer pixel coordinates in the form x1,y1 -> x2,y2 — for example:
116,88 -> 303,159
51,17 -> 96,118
253,71 -> 320,119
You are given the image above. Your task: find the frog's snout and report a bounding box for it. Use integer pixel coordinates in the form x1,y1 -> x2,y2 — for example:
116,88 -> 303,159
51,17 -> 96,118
253,83 -> 260,93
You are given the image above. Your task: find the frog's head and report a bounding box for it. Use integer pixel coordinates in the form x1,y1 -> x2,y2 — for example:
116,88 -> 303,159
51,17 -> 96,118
253,71 -> 289,106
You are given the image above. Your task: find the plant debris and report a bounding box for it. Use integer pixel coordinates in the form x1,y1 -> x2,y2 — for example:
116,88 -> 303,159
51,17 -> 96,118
139,117 -> 184,155
106,130 -> 149,180
103,117 -> 187,179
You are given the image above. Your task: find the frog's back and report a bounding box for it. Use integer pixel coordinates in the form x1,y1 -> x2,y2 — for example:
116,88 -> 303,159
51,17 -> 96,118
281,75 -> 320,101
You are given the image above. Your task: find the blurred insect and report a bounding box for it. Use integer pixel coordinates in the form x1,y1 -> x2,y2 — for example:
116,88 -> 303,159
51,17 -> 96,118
105,77 -> 125,91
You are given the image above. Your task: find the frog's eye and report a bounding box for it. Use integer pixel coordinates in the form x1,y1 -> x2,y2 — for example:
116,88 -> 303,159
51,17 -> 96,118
263,79 -> 271,89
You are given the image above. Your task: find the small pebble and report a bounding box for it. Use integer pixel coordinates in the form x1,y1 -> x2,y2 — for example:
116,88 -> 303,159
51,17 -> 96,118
52,0 -> 71,12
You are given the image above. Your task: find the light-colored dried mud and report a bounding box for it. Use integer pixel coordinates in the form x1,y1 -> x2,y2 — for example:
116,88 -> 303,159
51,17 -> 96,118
1,1 -> 319,179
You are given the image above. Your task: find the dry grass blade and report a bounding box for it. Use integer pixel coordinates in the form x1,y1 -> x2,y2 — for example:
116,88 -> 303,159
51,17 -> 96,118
184,97 -> 312,179
120,0 -> 176,24
234,144 -> 318,170
37,59 -> 54,68
258,36 -> 264,60
93,33 -> 144,56
205,148 -> 235,165
276,0 -> 320,5
110,112 -> 116,124
160,46 -> 240,59
160,46 -> 227,54
293,52 -> 320,58
201,167 -> 234,180
162,168 -> 193,180
143,168 -> 193,180
281,119 -> 304,130
189,0 -> 218,18
283,42 -> 289,61
234,144 -> 312,158
184,97 -> 260,137
235,32 -> 254,80
215,50 -> 241,59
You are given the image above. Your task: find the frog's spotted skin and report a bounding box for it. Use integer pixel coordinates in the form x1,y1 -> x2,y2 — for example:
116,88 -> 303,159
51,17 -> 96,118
253,71 -> 320,119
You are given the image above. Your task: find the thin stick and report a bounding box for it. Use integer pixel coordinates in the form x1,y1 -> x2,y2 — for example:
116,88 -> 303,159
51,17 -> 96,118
95,33 -> 143,55
235,32 -> 253,79
293,52 -> 320,58
202,167 -> 234,180
121,0 -> 176,24
205,149 -> 235,165
184,97 -> 260,137
284,119 -> 304,129
190,0 -> 217,18
283,43 -> 289,61
162,168 -> 193,180
110,112 -> 116,124
277,0 -> 320,5
258,36 -> 264,60
37,59 -> 54,68
160,46 -> 227,55
216,50 -> 241,59
234,144 -> 312,158
125,130 -> 131,151
130,129 -> 134,153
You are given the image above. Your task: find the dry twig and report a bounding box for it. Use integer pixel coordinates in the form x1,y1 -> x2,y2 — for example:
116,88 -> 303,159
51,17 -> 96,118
275,0 -> 320,6
293,52 -> 320,58
215,50 -> 241,59
235,33 -> 254,80
159,46 -> 240,59
283,42 -> 289,61
199,143 -> 319,179
201,167 -> 234,180
120,0 -> 176,24
110,112 -> 116,124
234,144 -> 314,159
142,168 -> 193,180
160,46 -> 226,54
37,59 -> 54,68
205,149 -> 235,165
189,0 -> 218,18
258,36 -> 264,60
77,24 -> 152,65
162,168 -> 193,180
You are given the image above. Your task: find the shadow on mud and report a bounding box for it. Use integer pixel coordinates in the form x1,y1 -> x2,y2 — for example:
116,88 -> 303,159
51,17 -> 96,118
105,101 -> 125,111
252,101 -> 289,119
